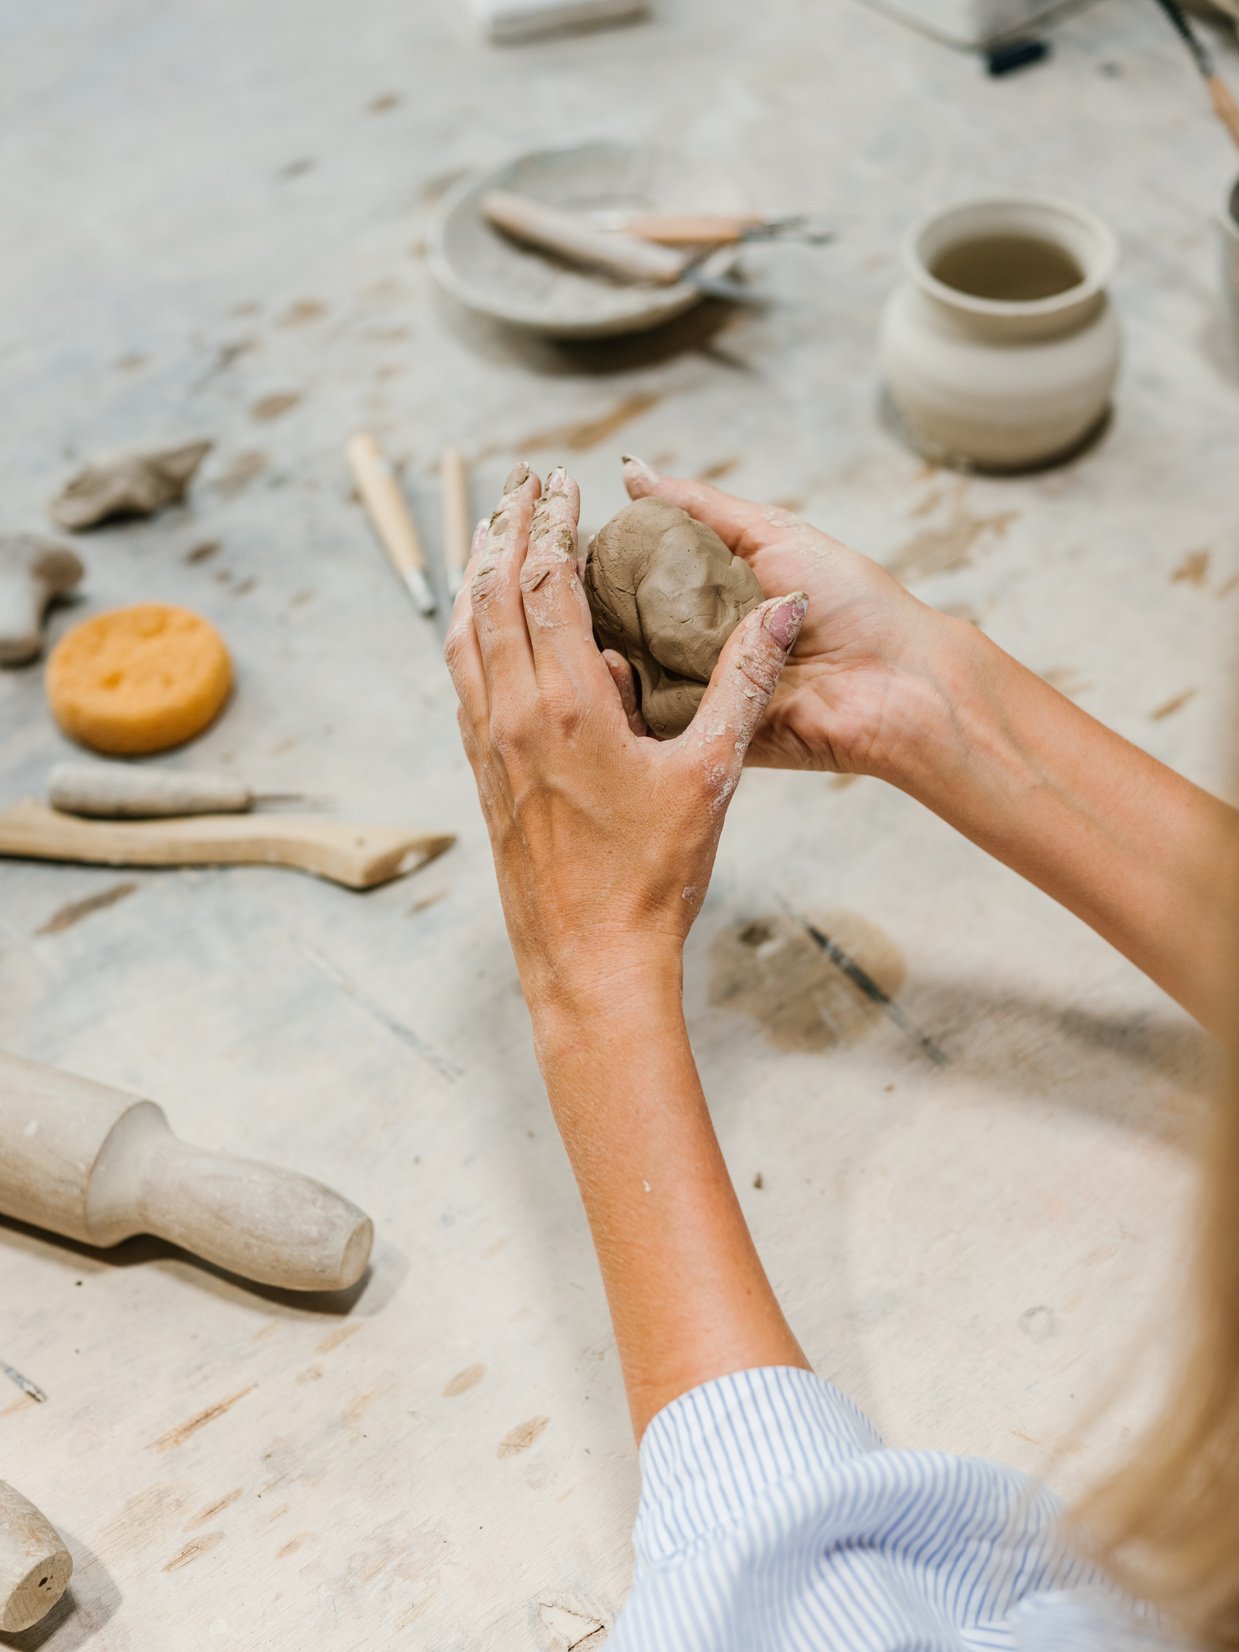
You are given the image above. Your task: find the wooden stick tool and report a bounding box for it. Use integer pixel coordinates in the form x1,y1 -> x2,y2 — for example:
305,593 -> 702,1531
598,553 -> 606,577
481,190 -> 764,306
49,761 -> 303,819
0,1480 -> 72,1633
440,447 -> 472,595
0,1051 -> 374,1292
346,432 -> 437,616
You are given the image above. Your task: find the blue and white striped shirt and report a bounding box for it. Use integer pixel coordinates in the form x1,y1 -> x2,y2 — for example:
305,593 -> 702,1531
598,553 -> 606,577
612,1366 -> 1173,1652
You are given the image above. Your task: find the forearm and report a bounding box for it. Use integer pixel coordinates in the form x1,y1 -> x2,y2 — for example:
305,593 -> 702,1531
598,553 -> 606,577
532,959 -> 807,1438
889,616 -> 1239,1033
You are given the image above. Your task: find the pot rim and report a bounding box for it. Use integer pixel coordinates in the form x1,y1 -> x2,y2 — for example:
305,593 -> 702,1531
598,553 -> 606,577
1222,175 -> 1239,244
904,193 -> 1118,319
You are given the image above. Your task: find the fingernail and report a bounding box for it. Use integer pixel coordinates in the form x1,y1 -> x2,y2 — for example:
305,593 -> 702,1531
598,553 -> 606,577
503,460 -> 531,494
763,592 -> 807,651
546,465 -> 567,493
621,454 -> 657,483
470,517 -> 488,553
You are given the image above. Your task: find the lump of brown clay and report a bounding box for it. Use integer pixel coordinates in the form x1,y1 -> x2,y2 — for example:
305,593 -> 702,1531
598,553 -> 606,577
49,439 -> 213,531
585,497 -> 763,738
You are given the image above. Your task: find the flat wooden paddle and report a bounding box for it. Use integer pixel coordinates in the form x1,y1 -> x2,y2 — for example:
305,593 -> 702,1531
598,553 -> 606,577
0,801 -> 453,890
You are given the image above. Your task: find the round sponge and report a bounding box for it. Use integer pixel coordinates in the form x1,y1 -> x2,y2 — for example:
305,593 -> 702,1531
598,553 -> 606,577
46,604 -> 232,755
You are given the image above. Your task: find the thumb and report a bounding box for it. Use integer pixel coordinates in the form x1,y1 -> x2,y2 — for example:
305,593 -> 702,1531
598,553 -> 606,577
674,592 -> 807,795
621,455 -> 788,561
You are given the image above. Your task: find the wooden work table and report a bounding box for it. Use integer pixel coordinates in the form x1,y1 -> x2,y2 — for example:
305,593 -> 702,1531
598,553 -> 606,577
0,1 -> 1234,1645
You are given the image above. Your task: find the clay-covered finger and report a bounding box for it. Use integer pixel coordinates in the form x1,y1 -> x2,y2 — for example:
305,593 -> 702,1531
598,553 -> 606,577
470,462 -> 541,690
621,455 -> 798,561
676,592 -> 807,808
602,649 -> 647,737
443,534 -> 488,727
520,468 -> 600,676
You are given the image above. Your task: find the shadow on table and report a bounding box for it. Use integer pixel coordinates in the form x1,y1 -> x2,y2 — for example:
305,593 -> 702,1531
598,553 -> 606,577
0,1219 -> 407,1321
904,972 -> 1218,1150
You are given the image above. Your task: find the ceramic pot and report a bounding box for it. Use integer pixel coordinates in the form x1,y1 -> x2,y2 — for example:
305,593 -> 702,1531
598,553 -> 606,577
880,195 -> 1120,471
1221,177 -> 1239,357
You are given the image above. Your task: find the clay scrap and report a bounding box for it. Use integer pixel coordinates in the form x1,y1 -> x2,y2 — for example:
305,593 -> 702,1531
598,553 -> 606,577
0,535 -> 83,666
50,438 -> 212,530
585,497 -> 763,738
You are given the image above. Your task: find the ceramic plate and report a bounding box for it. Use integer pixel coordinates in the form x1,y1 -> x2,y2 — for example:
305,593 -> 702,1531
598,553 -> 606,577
429,139 -> 742,339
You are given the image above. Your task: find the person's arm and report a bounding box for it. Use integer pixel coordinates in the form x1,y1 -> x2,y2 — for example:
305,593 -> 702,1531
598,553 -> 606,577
444,462 -> 807,1437
621,457 -> 1239,1036
890,617 -> 1238,1034
534,967 -> 807,1437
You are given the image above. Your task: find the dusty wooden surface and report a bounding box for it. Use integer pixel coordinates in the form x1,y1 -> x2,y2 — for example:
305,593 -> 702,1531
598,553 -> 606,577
0,1 -> 1235,1646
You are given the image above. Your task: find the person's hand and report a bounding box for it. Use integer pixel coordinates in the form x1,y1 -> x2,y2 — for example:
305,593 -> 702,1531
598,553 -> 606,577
620,456 -> 958,778
444,462 -> 806,1021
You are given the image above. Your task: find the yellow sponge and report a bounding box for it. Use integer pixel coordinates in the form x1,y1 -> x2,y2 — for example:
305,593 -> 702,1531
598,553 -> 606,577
46,604 -> 232,755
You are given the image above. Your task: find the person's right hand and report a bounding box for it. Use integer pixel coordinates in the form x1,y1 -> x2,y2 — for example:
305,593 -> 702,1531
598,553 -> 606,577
620,456 -> 958,779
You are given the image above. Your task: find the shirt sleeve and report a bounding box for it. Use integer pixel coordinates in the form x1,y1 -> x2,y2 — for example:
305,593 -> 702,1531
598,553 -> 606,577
609,1365 -> 1139,1652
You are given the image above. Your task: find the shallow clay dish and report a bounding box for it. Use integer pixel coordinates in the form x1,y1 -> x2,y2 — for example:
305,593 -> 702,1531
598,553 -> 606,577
429,139 -> 741,339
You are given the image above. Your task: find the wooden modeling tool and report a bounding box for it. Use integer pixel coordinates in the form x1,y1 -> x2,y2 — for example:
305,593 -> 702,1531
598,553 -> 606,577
480,190 -> 764,306
346,433 -> 437,616
0,1051 -> 374,1291
1151,0 -> 1239,148
440,447 -> 472,596
0,801 -> 453,890
48,761 -> 303,819
602,210 -> 835,247
0,1480 -> 72,1633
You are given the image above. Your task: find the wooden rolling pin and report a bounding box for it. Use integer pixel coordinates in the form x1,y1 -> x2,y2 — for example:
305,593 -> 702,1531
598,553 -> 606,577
0,801 -> 453,890
49,761 -> 298,819
0,1052 -> 374,1291
0,1481 -> 72,1633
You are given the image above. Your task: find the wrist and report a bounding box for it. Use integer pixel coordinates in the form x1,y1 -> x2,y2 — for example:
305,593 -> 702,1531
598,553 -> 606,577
528,944 -> 686,1068
870,607 -> 1005,800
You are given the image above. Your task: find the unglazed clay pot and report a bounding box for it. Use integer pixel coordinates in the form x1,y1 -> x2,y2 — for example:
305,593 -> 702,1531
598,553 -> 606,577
880,195 -> 1120,471
1221,177 -> 1239,357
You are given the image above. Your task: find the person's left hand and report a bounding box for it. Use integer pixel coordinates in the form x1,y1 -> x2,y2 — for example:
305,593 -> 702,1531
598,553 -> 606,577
444,461 -> 806,1025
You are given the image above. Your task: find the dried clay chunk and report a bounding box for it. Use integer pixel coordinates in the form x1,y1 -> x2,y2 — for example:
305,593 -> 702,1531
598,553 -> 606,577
584,497 -> 764,739
46,604 -> 232,755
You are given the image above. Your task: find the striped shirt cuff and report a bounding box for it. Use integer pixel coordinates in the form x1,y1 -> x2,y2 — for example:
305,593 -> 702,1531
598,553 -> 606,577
634,1365 -> 883,1564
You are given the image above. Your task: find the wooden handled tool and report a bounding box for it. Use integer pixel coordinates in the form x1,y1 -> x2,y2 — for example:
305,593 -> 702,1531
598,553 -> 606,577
0,1481 -> 72,1633
604,210 -> 834,247
1151,0 -> 1239,149
0,801 -> 452,889
480,190 -> 763,306
49,761 -> 300,819
0,1051 -> 374,1291
346,433 -> 436,616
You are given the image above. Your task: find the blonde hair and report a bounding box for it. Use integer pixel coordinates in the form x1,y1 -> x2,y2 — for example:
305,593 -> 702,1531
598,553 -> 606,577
1072,1006 -> 1239,1646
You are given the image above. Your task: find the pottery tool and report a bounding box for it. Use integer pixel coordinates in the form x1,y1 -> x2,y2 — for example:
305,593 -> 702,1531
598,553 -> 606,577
347,433 -> 436,617
1150,0 -> 1239,147
0,1481 -> 72,1633
0,801 -> 453,890
0,537 -> 84,667
440,447 -> 472,595
480,190 -> 764,306
599,211 -> 834,248
0,1050 -> 374,1291
48,761 -> 304,820
1,1362 -> 45,1403
472,0 -> 648,42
